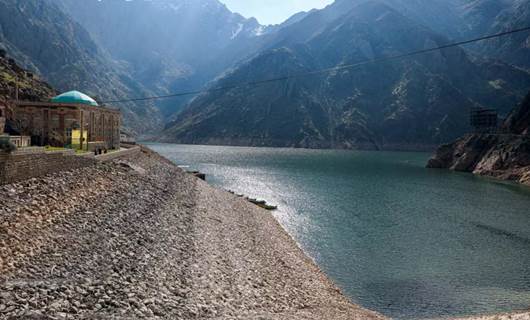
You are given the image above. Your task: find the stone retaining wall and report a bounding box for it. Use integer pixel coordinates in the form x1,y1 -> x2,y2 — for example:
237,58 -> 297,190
0,149 -> 97,185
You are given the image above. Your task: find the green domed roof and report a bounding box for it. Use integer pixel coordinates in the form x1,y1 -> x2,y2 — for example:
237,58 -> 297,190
51,91 -> 99,106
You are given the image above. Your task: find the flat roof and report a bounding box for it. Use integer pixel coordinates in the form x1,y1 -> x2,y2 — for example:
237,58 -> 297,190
13,101 -> 121,114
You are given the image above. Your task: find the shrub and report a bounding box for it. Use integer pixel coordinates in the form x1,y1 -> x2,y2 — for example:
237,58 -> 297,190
0,138 -> 16,153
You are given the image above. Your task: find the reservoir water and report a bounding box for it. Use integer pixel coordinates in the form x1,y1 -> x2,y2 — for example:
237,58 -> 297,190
147,143 -> 530,319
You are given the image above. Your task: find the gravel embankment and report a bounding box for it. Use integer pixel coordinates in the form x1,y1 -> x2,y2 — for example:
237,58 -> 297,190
0,147 -> 384,319
448,312 -> 530,320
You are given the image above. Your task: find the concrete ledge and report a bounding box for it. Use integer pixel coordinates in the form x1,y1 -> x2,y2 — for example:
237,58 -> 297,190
95,146 -> 141,162
11,147 -> 78,156
11,147 -> 47,154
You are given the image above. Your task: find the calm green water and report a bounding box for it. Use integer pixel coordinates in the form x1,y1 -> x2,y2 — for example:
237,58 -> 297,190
147,143 -> 530,319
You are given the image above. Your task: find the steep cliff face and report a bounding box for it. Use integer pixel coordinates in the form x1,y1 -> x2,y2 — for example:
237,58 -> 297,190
459,0 -> 530,70
329,0 -> 530,70
161,2 -> 530,149
504,93 -> 530,135
427,93 -> 530,186
0,50 -> 56,136
56,0 -> 267,116
0,51 -> 55,102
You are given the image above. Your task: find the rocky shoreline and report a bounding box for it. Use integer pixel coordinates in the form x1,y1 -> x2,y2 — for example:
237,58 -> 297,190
427,133 -> 530,186
427,93 -> 530,187
0,146 -> 384,319
2,145 -> 530,319
457,312 -> 530,320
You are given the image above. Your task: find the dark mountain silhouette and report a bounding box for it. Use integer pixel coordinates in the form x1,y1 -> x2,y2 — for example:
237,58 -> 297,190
57,0 -> 268,116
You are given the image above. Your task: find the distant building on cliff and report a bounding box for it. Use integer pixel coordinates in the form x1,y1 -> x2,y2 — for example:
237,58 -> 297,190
470,107 -> 498,133
7,91 -> 121,151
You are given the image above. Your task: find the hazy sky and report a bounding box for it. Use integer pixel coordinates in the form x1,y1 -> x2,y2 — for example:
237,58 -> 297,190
221,0 -> 334,25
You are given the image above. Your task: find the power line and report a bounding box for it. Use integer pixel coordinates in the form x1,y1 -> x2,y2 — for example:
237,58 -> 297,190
100,26 -> 530,104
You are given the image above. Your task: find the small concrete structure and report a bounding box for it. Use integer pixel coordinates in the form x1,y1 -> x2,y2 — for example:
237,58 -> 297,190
8,136 -> 31,148
120,132 -> 136,145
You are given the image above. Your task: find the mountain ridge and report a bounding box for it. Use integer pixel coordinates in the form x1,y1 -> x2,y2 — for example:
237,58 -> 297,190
1,0 -> 529,144
160,1 -> 530,150
57,0 -> 270,117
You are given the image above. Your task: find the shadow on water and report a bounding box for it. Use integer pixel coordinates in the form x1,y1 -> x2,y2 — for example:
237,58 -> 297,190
473,223 -> 530,246
362,279 -> 469,319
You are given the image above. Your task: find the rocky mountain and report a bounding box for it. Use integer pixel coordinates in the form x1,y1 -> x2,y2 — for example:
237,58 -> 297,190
477,0 -> 530,70
249,0 -> 530,75
0,0 -> 161,134
160,1 -> 530,150
316,0 -> 530,70
0,49 -> 57,139
452,0 -> 530,70
0,50 -> 55,103
1,0 -> 529,144
56,0 -> 269,116
427,92 -> 530,186
505,92 -> 530,135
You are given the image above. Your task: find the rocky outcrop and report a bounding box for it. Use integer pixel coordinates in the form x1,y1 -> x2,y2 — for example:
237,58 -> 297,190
504,93 -> 530,135
0,51 -> 56,137
427,93 -> 530,186
0,51 -> 55,102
